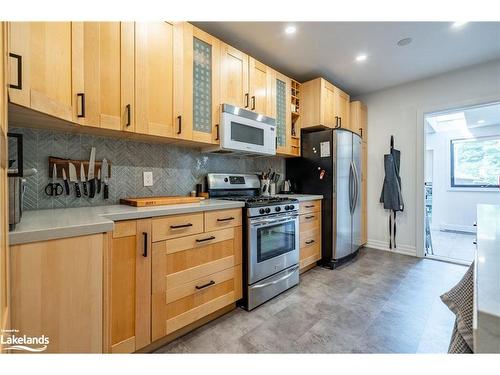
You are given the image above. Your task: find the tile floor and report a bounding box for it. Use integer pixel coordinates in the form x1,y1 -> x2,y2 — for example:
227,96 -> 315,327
430,230 -> 476,262
154,248 -> 468,354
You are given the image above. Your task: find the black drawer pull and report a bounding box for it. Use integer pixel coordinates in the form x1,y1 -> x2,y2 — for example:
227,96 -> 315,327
305,205 -> 315,208
126,104 -> 131,127
305,239 -> 315,245
77,93 -> 85,118
251,95 -> 256,110
170,223 -> 193,229
142,232 -> 148,257
305,215 -> 315,219
244,93 -> 249,108
215,124 -> 219,141
359,128 -> 363,138
217,217 -> 234,222
195,280 -> 215,290
9,53 -> 22,90
196,236 -> 216,243
177,115 -> 182,134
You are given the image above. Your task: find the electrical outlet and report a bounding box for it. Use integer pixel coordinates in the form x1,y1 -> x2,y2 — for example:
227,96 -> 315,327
143,171 -> 153,187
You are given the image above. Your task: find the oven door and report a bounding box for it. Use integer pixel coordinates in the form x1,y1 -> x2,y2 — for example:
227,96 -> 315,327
220,111 -> 276,155
247,213 -> 299,285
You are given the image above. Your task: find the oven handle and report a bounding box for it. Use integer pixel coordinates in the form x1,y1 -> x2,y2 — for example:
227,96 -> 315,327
250,265 -> 299,289
250,215 -> 298,227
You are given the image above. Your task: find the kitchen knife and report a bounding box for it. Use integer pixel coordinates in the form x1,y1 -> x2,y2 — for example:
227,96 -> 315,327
96,168 -> 101,194
88,147 -> 96,198
62,167 -> 70,195
102,158 -> 109,200
80,163 -> 88,196
68,162 -> 81,198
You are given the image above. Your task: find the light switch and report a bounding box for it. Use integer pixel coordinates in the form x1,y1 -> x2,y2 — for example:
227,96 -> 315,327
143,171 -> 153,187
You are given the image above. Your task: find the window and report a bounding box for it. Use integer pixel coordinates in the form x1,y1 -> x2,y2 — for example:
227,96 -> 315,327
450,136 -> 500,188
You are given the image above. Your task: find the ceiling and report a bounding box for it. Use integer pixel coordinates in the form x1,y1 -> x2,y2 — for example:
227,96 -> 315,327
194,22 -> 500,96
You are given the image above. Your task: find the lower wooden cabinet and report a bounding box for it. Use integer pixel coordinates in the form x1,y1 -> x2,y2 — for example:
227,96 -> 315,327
106,219 -> 151,353
298,200 -> 322,273
10,234 -> 105,353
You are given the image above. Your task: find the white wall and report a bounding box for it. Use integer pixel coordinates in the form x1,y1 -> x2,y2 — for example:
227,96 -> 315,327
357,60 -> 500,256
426,124 -> 500,233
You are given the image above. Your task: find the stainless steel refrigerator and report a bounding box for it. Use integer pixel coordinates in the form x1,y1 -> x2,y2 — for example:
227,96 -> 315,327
286,129 -> 362,268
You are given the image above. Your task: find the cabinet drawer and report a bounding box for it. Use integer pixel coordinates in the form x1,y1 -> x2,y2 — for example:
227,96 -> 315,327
152,213 -> 204,242
300,215 -> 320,233
300,212 -> 320,226
300,227 -> 320,250
204,208 -> 242,232
299,200 -> 321,215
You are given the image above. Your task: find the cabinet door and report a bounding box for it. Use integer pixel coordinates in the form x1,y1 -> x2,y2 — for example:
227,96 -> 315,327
8,22 -> 74,122
249,57 -> 273,116
135,22 -> 175,137
273,71 -> 292,155
322,79 -> 336,127
0,22 -> 9,346
108,219 -> 151,353
72,22 -> 135,131
335,88 -> 350,130
175,23 -> 220,143
220,43 -> 249,109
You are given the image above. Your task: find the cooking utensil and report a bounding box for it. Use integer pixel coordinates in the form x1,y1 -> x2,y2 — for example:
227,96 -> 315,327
88,147 -> 96,198
62,167 -> 70,195
102,158 -> 109,199
80,163 -> 88,196
68,162 -> 81,198
45,164 -> 63,197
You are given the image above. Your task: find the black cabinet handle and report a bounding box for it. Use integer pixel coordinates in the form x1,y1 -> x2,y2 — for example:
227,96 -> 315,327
359,128 -> 363,138
195,236 -> 216,243
334,116 -> 339,128
77,93 -> 85,118
215,124 -> 219,141
473,222 -> 477,227
177,115 -> 182,134
142,232 -> 148,257
9,53 -> 22,90
244,93 -> 249,108
126,104 -> 131,127
305,215 -> 315,219
473,240 -> 477,245
170,223 -> 193,229
339,117 -> 342,127
217,217 -> 234,222
251,96 -> 256,110
305,239 -> 315,245
305,205 -> 315,208
195,280 -> 215,290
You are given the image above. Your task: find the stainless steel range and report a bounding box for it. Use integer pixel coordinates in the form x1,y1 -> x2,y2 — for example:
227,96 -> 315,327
207,173 -> 300,310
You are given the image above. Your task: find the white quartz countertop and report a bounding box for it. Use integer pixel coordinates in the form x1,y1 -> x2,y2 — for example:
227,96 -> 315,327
273,194 -> 324,202
475,204 -> 500,353
9,199 -> 245,245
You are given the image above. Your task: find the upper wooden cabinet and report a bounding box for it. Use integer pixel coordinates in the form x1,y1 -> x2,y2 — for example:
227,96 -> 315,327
8,22 -> 74,122
174,23 -> 220,144
350,100 -> 367,139
301,77 -> 351,130
272,70 -> 292,156
248,57 -> 273,116
135,22 -> 175,138
106,219 -> 152,353
72,22 -> 135,131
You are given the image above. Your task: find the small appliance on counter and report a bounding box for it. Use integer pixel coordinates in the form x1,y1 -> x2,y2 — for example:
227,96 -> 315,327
207,173 -> 300,310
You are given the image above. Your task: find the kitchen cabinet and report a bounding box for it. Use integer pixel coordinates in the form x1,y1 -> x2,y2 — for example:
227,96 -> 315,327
72,22 -> 135,131
106,219 -> 152,353
0,22 -> 10,347
10,234 -> 105,353
298,200 -> 322,273
220,43 -> 273,117
350,100 -> 367,139
175,23 -> 221,143
8,22 -> 75,122
301,77 -> 351,130
135,22 -> 175,138
151,209 -> 242,341
273,70 -> 292,156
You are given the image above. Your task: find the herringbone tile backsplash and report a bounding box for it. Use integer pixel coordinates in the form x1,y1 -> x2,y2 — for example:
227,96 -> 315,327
9,127 -> 285,210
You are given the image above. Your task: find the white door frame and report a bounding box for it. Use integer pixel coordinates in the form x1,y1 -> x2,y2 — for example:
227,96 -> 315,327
415,94 -> 500,258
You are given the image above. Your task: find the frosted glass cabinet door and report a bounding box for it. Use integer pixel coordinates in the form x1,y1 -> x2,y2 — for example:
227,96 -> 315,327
274,71 -> 292,155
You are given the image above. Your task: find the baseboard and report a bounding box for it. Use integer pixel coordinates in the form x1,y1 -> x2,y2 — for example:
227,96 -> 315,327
366,239 -> 417,257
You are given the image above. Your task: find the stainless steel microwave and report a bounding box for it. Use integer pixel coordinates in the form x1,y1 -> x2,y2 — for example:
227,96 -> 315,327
205,104 -> 276,156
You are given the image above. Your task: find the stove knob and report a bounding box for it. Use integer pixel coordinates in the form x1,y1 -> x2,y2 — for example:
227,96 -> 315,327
288,205 -> 295,210
265,208 -> 271,214
284,205 -> 290,210
275,206 -> 281,212
259,208 -> 266,214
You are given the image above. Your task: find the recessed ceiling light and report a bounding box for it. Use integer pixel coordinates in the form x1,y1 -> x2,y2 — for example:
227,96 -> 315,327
397,37 -> 412,47
355,54 -> 367,62
452,21 -> 469,29
285,25 -> 296,35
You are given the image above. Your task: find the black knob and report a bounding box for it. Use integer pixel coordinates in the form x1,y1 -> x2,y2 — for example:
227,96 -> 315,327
265,208 -> 271,214
275,206 -> 281,212
224,177 -> 228,182
288,205 -> 294,210
259,208 -> 265,214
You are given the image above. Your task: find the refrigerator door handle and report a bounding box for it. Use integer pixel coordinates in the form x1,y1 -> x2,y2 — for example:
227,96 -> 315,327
352,161 -> 360,212
348,162 -> 354,214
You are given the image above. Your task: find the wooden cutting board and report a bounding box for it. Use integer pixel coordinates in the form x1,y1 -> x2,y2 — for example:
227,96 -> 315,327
120,196 -> 204,207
